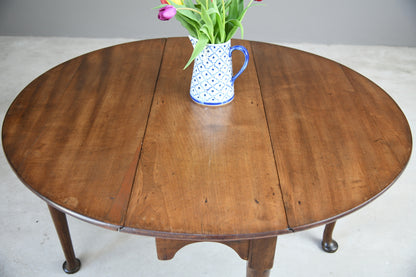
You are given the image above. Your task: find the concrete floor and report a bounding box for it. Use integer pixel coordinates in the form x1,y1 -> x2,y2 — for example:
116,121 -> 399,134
0,37 -> 415,277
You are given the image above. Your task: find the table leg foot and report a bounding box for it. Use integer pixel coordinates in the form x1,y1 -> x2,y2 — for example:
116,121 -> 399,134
246,237 -> 277,277
63,259 -> 81,274
48,205 -> 81,274
322,222 -> 338,253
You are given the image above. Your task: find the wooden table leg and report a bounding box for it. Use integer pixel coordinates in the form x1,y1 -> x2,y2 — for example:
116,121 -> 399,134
48,205 -> 81,274
322,221 -> 338,253
247,237 -> 277,277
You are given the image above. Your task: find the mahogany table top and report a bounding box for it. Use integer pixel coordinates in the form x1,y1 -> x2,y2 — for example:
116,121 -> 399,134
2,37 -> 412,241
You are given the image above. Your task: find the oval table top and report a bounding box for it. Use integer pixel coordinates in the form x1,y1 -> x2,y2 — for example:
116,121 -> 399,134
2,37 -> 412,241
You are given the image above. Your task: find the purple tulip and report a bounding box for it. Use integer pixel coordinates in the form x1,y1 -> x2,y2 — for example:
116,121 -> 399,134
158,5 -> 177,21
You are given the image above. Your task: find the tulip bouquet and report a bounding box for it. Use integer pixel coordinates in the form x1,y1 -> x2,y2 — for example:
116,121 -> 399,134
156,0 -> 263,68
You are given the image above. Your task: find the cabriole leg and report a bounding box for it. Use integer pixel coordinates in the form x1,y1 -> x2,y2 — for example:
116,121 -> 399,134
322,221 -> 338,253
48,205 -> 81,274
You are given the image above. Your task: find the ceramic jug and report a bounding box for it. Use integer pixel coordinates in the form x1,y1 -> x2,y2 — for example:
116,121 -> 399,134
189,36 -> 249,106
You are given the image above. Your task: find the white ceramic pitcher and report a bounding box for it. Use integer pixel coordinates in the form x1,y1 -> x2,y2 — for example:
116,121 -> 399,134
189,36 -> 249,106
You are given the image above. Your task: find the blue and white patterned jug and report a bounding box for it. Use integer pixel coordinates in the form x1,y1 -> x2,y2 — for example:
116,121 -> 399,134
189,36 -> 249,106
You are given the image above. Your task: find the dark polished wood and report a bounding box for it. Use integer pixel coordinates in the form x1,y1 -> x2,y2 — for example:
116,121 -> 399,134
156,237 -> 276,277
247,237 -> 277,277
3,39 -> 165,229
48,205 -> 81,274
156,238 -> 250,261
123,39 -> 288,239
322,222 -> 338,253
251,41 -> 412,230
2,37 -> 412,275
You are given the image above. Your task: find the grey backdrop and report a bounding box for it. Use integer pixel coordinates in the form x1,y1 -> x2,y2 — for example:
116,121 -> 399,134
0,0 -> 415,46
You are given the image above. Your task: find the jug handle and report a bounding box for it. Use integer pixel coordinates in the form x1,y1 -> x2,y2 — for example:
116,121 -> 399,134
230,45 -> 249,84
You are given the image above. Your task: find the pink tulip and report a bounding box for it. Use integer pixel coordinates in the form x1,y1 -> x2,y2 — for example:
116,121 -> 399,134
158,5 -> 177,21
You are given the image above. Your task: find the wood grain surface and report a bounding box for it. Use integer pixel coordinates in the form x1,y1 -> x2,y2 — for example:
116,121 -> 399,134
2,37 -> 412,240
123,39 -> 288,239
2,39 -> 165,228
251,42 -> 412,230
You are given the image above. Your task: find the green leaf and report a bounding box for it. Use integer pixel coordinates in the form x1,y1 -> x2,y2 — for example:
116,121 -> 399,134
200,5 -> 215,42
224,0 -> 233,10
225,2 -> 252,41
200,24 -> 212,39
229,0 -> 238,19
207,8 -> 218,27
183,0 -> 195,8
195,0 -> 204,8
175,13 -> 199,38
205,8 -> 218,15
237,0 -> 244,14
215,13 -> 225,42
225,19 -> 244,41
176,8 -> 201,22
228,0 -> 244,20
183,34 -> 209,69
